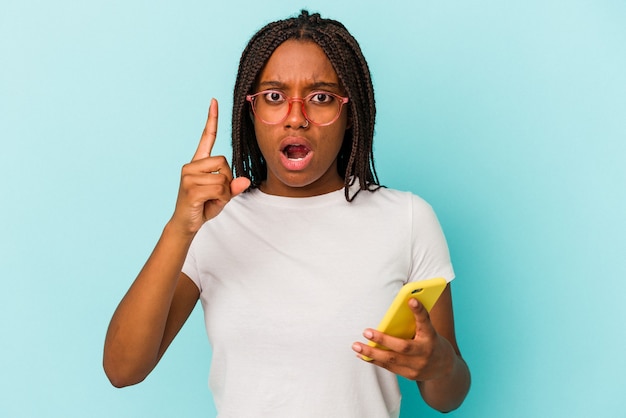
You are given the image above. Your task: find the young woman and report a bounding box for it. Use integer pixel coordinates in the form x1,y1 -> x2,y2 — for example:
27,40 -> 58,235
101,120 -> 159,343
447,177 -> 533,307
104,10 -> 470,417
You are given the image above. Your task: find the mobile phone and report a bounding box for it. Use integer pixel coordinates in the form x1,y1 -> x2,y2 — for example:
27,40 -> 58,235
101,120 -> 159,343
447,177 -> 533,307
364,278 -> 447,359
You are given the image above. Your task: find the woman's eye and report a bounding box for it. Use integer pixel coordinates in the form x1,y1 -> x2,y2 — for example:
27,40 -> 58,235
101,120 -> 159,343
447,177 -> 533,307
264,91 -> 285,103
310,93 -> 333,104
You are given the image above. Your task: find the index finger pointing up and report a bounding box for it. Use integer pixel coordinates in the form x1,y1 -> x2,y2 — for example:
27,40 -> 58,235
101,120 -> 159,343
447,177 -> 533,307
192,98 -> 219,161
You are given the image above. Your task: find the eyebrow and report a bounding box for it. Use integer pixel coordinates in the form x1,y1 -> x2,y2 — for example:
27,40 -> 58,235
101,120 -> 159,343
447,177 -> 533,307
257,80 -> 342,91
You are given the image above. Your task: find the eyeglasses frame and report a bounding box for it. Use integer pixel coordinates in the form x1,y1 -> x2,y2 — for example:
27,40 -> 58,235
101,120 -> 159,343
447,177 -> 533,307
245,89 -> 350,127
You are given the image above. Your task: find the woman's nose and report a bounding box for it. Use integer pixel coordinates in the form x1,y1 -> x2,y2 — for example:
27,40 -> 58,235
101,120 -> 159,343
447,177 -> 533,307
284,98 -> 309,128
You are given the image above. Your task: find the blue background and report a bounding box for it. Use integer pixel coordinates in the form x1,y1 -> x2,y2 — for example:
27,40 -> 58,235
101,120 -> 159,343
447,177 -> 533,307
1,1 -> 625,417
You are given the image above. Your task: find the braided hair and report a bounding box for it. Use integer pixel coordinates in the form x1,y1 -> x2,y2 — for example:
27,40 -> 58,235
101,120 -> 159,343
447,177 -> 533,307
231,10 -> 380,201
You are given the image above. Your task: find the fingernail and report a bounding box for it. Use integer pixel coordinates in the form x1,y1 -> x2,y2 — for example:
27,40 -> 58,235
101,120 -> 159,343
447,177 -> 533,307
363,329 -> 373,339
352,343 -> 362,353
409,298 -> 418,308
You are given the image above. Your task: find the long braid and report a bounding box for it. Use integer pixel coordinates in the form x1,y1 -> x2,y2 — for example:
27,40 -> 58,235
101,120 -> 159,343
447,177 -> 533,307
232,10 -> 381,201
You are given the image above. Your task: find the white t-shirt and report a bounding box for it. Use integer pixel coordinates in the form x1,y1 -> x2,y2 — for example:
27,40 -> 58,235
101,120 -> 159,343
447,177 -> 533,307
182,185 -> 455,418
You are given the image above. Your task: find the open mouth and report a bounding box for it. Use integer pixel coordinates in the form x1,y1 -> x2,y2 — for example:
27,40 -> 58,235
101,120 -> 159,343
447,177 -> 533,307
282,144 -> 311,160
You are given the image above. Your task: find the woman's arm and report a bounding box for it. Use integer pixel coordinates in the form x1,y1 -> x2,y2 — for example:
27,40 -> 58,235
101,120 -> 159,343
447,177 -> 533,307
415,285 -> 471,411
103,99 -> 250,387
103,225 -> 199,387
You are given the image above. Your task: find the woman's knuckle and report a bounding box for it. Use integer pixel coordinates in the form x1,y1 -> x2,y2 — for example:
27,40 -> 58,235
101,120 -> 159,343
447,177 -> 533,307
181,163 -> 193,173
406,370 -> 420,381
395,340 -> 411,355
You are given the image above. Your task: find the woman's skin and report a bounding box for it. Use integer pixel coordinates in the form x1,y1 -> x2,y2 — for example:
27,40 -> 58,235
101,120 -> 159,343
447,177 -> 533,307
103,39 -> 469,412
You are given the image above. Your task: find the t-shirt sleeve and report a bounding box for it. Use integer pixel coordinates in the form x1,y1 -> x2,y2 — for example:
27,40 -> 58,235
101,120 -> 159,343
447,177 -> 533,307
181,238 -> 202,292
407,194 -> 455,284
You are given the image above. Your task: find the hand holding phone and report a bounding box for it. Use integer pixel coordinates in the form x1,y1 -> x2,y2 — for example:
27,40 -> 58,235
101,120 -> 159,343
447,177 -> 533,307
364,278 -> 447,358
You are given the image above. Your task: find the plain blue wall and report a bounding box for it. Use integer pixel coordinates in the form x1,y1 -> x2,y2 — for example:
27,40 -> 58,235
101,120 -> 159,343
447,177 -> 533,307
1,1 -> 625,417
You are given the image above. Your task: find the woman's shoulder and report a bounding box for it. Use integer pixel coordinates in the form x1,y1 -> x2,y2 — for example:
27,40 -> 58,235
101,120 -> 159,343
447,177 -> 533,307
358,185 -> 432,209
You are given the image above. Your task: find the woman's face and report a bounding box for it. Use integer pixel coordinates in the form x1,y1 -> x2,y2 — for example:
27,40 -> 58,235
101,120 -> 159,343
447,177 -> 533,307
252,39 -> 349,197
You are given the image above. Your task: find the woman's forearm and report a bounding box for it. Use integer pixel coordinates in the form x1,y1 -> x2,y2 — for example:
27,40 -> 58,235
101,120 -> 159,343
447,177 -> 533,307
418,350 -> 471,412
103,222 -> 195,387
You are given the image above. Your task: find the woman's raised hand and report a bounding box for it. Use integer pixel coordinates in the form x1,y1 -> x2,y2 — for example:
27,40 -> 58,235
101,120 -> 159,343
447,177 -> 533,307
170,99 -> 250,236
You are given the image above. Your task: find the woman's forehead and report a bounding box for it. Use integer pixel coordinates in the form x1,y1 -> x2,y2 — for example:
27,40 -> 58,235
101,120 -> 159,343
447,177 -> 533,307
257,39 -> 340,87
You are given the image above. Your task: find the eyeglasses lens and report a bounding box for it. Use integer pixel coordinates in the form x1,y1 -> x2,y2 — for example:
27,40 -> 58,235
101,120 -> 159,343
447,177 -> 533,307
252,92 -> 344,126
